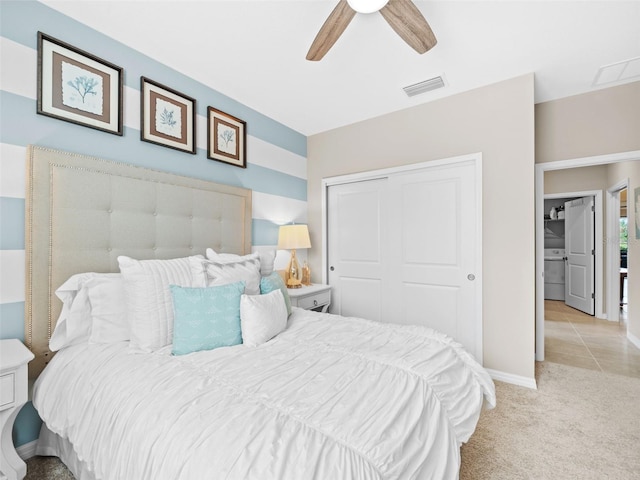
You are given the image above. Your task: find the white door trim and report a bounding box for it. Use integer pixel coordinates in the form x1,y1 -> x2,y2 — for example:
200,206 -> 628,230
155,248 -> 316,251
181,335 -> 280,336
535,150 -> 640,361
606,179 -> 629,322
321,152 -> 483,362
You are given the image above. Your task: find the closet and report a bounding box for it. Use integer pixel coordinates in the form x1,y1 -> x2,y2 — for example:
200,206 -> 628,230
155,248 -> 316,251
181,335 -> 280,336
325,156 -> 482,361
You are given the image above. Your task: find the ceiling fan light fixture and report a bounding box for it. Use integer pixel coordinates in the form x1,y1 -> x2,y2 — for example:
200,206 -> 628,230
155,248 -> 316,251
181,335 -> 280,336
306,0 -> 436,61
347,0 -> 389,14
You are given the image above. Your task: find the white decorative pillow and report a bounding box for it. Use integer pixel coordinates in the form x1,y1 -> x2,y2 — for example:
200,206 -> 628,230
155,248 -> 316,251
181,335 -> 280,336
206,248 -> 276,277
240,289 -> 288,346
49,273 -> 96,351
49,272 -> 127,351
118,255 -> 200,352
191,254 -> 261,295
86,274 -> 128,344
256,249 -> 276,276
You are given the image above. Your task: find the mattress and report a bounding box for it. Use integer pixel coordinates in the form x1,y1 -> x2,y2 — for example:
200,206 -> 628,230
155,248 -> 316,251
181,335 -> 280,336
33,308 -> 495,480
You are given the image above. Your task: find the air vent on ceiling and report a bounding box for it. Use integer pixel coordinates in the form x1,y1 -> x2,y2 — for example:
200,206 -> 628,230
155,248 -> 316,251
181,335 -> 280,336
593,56 -> 640,86
403,75 -> 445,97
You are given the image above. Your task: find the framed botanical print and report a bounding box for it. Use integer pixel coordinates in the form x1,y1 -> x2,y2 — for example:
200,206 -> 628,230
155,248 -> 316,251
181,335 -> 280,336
37,32 -> 123,135
207,107 -> 246,168
140,77 -> 196,154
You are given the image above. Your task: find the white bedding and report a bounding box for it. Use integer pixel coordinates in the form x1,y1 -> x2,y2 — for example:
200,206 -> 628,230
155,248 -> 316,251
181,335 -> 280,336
33,308 -> 495,480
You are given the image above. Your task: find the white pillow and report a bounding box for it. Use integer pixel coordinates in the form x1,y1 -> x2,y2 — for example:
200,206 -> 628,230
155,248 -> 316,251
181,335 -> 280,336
191,254 -> 261,295
86,274 -> 128,344
206,248 -> 276,277
118,255 -> 199,352
49,272 -> 126,351
240,289 -> 288,346
49,273 -> 96,351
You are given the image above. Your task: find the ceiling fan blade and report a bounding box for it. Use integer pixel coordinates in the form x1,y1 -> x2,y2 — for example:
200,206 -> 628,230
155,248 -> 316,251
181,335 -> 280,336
306,0 -> 356,61
379,0 -> 437,54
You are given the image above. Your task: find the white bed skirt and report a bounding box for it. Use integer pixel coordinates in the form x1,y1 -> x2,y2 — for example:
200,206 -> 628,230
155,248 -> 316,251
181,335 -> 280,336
36,424 -> 97,480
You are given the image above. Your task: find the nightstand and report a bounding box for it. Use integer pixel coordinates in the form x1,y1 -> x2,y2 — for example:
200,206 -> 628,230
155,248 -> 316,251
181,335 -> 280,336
1,339 -> 34,480
288,284 -> 331,312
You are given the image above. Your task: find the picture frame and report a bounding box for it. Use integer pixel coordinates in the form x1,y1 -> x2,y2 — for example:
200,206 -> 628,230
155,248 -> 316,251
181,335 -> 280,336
207,107 -> 246,168
140,77 -> 196,154
37,32 -> 123,135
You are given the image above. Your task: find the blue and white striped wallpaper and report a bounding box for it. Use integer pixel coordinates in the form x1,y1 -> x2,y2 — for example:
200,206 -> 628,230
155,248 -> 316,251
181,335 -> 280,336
0,1 -> 308,447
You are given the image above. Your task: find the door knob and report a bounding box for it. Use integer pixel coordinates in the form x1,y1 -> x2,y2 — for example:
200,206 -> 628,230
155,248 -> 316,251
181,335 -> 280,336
330,266 -> 335,271
467,274 -> 475,281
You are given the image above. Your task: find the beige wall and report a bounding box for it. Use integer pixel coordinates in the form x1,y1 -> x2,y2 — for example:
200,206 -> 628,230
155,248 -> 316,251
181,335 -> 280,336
308,74 -> 536,380
536,81 -> 640,164
544,165 -> 609,194
536,81 -> 640,346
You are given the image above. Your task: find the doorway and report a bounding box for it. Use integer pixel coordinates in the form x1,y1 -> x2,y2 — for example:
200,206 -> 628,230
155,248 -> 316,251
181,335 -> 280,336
606,181 -> 629,323
543,193 -> 597,316
620,189 -> 629,321
535,151 -> 640,361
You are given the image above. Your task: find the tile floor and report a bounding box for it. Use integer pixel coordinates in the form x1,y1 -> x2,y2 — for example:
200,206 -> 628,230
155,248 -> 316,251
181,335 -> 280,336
544,300 -> 640,378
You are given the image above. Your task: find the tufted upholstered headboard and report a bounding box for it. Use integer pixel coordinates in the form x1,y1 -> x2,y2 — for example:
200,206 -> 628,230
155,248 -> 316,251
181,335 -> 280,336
25,145 -> 252,378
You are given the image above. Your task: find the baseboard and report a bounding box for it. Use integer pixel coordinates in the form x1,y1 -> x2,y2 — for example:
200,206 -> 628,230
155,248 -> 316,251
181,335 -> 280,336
17,439 -> 38,461
486,368 -> 537,390
628,331 -> 640,350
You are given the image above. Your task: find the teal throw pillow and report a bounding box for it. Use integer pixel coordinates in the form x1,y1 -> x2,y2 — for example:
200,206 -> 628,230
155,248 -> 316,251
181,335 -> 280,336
170,281 -> 245,355
260,272 -> 292,316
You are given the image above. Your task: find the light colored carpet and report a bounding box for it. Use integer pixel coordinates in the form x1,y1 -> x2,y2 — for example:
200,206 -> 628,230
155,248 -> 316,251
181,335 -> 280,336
26,361 -> 640,479
25,455 -> 74,480
460,361 -> 640,479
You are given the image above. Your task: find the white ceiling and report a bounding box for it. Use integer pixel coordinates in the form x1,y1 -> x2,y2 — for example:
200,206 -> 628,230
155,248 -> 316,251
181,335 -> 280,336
41,0 -> 640,136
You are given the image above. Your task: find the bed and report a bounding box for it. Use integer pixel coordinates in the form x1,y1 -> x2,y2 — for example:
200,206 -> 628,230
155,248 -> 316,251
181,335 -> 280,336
25,145 -> 495,480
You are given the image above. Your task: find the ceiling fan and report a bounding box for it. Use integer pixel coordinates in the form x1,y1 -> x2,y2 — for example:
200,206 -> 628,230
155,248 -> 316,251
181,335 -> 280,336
306,0 -> 437,61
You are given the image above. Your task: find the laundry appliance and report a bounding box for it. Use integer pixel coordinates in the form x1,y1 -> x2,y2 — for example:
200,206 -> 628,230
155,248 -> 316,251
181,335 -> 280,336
544,248 -> 565,301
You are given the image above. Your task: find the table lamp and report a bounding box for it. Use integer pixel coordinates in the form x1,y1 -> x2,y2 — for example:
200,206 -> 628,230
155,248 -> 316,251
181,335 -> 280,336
278,224 -> 311,288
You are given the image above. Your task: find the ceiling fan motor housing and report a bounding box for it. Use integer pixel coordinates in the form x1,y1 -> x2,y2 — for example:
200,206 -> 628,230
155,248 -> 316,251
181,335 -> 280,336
347,0 -> 390,14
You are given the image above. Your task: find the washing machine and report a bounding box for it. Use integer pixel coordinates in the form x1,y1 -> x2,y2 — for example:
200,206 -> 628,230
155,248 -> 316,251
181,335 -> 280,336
544,248 -> 565,301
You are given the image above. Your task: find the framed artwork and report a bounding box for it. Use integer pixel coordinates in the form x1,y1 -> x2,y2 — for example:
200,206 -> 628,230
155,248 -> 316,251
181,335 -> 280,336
207,107 -> 246,168
140,77 -> 196,154
37,32 -> 123,135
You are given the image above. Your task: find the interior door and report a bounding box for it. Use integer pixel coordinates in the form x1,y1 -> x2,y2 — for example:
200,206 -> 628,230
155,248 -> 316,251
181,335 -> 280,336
565,196 -> 595,315
327,178 -> 389,321
326,160 -> 480,361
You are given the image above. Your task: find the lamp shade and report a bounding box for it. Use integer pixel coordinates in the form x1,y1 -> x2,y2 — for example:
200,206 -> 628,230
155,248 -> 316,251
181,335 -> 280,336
277,224 -> 311,250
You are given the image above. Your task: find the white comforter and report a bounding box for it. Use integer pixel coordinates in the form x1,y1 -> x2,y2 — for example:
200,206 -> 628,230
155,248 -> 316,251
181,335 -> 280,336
33,309 -> 495,480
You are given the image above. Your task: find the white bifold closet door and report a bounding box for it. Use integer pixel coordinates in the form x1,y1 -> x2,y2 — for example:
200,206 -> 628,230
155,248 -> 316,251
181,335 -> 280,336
327,160 -> 480,361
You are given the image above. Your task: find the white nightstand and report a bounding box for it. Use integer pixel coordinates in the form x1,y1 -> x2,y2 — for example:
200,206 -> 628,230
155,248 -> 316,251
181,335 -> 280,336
288,284 -> 331,312
1,339 -> 34,480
